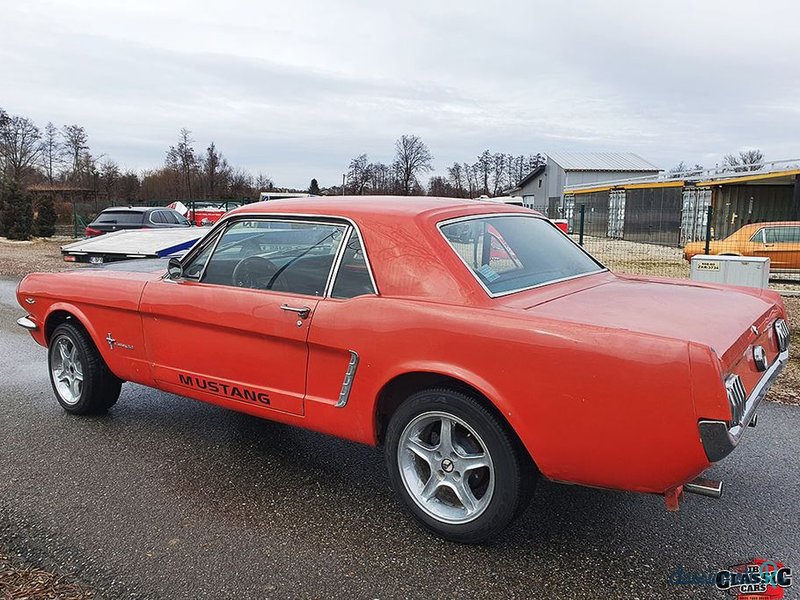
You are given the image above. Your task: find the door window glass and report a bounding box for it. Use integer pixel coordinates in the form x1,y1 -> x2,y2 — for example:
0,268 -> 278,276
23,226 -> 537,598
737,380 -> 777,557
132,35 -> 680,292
200,220 -> 347,295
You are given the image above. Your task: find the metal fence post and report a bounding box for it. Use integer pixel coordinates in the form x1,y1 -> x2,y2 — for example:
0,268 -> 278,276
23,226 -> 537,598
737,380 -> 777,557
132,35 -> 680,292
704,204 -> 713,255
578,204 -> 585,246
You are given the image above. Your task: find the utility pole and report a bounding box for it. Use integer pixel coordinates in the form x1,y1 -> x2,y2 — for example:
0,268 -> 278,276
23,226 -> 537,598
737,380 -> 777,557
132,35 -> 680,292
342,174 -> 346,196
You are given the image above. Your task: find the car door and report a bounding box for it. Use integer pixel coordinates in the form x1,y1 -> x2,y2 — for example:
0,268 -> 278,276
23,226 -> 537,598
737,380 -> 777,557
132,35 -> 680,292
139,217 -> 349,416
753,226 -> 800,270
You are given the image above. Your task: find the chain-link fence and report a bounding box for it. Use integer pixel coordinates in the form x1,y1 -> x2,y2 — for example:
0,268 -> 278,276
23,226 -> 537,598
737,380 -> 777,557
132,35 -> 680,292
570,198 -> 800,288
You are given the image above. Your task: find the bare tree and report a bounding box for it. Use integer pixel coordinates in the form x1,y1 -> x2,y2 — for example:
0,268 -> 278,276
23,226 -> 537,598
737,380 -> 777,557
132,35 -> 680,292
40,122 -> 64,184
0,115 -> 43,183
227,168 -> 253,198
118,169 -> 141,203
166,128 -> 197,198
62,124 -> 88,181
393,135 -> 433,195
723,149 -> 764,172
446,162 -> 466,197
347,154 -> 372,194
255,172 -> 274,191
201,142 -> 231,199
367,161 -> 393,194
99,159 -> 121,200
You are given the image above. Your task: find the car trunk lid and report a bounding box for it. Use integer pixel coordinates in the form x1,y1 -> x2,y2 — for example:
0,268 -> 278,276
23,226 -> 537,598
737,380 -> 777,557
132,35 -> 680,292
501,274 -> 782,367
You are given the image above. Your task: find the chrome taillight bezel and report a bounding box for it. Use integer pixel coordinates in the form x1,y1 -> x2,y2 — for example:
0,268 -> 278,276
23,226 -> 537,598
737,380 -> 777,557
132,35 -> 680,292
725,374 -> 746,426
774,319 -> 790,353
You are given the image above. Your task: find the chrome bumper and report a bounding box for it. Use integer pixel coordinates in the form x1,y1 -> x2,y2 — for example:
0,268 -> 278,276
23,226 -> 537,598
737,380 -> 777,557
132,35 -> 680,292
699,348 -> 788,462
16,316 -> 38,331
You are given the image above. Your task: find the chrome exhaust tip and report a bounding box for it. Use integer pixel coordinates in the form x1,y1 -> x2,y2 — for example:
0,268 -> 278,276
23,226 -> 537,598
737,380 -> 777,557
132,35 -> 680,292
684,477 -> 723,499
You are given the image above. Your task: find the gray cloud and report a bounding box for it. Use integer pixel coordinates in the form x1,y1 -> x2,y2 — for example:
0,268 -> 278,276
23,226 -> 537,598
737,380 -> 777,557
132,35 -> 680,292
1,0 -> 798,187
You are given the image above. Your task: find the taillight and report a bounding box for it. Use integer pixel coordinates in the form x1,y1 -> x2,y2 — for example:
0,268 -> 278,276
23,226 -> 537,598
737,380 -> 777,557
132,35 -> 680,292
725,374 -> 746,426
774,319 -> 790,352
85,227 -> 102,237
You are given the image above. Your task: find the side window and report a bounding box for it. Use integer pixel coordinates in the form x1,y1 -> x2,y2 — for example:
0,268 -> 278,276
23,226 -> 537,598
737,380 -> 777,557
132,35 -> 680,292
200,220 -> 346,296
764,228 -> 778,244
182,238 -> 217,279
331,231 -> 376,299
443,220 -> 522,276
777,227 -> 800,243
750,228 -> 765,243
150,211 -> 166,224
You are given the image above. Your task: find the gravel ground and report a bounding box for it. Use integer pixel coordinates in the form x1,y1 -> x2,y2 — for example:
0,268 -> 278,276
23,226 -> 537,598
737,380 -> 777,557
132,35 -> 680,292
1,548 -> 97,599
0,237 -> 77,278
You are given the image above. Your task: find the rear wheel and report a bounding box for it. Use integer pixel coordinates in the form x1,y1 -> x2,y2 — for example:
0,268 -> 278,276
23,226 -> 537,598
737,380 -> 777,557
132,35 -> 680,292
48,322 -> 122,414
385,388 -> 536,543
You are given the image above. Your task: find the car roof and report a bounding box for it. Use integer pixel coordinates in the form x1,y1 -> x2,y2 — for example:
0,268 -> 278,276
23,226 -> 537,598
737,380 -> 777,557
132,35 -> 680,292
101,206 -> 151,213
229,195 -> 534,221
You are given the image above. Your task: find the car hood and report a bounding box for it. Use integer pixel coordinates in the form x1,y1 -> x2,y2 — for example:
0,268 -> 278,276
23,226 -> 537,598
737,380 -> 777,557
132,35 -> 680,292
511,274 -> 779,364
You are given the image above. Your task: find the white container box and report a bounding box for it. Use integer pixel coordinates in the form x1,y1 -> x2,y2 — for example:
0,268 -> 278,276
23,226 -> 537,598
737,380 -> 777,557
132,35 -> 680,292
690,255 -> 770,289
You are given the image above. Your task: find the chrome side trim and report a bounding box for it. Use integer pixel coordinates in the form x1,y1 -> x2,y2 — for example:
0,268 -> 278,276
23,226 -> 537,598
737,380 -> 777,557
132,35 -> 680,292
335,350 -> 360,408
699,347 -> 788,462
16,316 -> 37,330
323,225 -> 353,297
436,213 -> 607,299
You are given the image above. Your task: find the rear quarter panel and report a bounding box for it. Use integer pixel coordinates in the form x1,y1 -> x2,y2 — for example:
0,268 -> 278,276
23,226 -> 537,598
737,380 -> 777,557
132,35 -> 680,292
306,297 -> 709,494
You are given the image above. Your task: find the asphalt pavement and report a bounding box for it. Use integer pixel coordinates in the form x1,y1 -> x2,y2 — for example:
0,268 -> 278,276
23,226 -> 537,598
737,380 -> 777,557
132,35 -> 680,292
1,277 -> 798,599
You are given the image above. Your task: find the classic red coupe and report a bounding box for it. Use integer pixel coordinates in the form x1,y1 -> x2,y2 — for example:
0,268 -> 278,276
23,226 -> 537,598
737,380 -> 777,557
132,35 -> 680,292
16,197 -> 789,543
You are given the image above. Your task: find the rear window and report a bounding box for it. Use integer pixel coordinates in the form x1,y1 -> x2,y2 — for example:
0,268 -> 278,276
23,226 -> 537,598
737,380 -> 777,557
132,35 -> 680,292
440,215 -> 603,296
94,211 -> 144,225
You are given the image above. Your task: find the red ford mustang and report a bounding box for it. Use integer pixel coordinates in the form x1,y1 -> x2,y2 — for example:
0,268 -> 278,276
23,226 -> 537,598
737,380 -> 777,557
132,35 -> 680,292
16,197 -> 790,542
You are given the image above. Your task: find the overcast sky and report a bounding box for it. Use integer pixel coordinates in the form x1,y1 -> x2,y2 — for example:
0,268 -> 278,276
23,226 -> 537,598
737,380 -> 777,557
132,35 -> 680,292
2,0 -> 799,188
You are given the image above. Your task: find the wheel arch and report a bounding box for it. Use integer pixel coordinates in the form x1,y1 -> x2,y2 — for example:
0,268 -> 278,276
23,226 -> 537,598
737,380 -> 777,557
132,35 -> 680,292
373,369 -> 537,469
44,303 -> 101,347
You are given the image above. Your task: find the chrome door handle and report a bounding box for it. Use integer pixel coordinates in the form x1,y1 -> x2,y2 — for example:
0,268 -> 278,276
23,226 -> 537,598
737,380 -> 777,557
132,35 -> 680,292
280,304 -> 311,319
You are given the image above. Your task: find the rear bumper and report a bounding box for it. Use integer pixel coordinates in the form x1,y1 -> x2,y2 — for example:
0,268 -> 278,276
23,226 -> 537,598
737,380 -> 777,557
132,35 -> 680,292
699,348 -> 788,462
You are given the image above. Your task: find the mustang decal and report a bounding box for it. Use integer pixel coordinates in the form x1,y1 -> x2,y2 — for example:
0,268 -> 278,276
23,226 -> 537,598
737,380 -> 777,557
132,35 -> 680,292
177,374 -> 270,405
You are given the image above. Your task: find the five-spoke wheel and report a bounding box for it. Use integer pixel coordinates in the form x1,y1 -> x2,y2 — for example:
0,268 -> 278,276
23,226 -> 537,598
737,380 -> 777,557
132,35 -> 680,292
48,322 -> 122,414
386,388 -> 537,543
51,335 -> 84,405
398,411 -> 494,524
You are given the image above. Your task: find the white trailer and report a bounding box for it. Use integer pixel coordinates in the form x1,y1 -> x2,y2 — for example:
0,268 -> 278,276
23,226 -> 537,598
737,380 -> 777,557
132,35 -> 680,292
61,228 -> 209,264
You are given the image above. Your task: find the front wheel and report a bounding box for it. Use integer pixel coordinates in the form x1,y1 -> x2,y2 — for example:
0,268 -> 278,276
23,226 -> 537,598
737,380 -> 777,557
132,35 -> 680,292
48,322 -> 122,414
385,388 -> 536,543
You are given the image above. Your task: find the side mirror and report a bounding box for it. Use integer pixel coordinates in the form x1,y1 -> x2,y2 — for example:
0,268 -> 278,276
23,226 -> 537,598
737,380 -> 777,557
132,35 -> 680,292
167,257 -> 183,280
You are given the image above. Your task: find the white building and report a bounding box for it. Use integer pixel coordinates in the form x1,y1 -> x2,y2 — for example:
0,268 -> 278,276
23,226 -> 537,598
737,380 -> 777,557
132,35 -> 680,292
510,152 -> 660,217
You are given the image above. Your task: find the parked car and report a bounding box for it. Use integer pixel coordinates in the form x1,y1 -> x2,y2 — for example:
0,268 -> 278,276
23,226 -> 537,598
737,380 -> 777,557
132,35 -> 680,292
16,197 -> 789,543
168,201 -> 242,226
684,221 -> 800,271
85,206 -> 191,237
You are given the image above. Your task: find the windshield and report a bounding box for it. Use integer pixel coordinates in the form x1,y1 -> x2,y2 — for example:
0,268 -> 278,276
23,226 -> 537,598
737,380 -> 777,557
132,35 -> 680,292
440,215 -> 604,295
94,211 -> 143,225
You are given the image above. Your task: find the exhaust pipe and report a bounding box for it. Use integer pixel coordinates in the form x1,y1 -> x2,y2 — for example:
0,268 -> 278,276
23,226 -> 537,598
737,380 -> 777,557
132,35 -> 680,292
684,477 -> 723,499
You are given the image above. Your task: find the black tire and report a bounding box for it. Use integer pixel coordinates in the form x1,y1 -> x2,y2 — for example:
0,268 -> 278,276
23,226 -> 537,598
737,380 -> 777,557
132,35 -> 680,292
47,322 -> 122,415
385,387 -> 537,544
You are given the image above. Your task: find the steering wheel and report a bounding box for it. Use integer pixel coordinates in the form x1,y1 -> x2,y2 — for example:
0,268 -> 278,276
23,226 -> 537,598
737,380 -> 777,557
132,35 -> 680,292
231,256 -> 281,290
